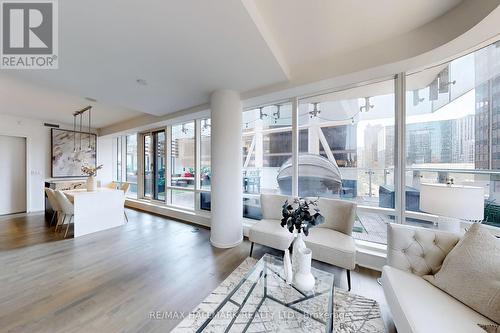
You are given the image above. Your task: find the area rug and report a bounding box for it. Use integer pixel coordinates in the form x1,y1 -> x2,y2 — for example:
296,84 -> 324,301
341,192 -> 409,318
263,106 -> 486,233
172,257 -> 386,333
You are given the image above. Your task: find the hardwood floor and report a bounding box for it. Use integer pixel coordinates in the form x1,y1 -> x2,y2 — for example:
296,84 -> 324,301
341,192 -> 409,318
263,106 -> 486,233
0,209 -> 395,333
0,212 -> 65,250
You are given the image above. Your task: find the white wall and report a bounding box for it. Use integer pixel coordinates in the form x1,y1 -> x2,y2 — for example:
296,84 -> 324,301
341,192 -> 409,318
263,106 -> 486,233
0,114 -> 98,213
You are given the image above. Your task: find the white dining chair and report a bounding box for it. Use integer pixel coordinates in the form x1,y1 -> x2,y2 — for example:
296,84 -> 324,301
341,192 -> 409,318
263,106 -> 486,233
44,188 -> 61,227
106,181 -> 118,189
54,190 -> 75,238
120,182 -> 130,222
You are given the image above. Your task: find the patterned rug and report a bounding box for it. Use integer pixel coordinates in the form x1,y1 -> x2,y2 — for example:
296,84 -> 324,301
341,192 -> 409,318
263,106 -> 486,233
173,257 -> 386,333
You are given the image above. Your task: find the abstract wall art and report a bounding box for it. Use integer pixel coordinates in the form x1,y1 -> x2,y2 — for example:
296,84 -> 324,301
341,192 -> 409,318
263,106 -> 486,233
51,128 -> 97,178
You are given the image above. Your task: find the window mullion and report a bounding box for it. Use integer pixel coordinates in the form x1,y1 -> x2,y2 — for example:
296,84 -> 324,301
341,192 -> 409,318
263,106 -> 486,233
395,73 -> 406,224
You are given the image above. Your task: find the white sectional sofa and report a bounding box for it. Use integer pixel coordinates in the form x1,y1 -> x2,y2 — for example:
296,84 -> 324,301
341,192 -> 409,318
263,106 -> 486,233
381,223 -> 496,333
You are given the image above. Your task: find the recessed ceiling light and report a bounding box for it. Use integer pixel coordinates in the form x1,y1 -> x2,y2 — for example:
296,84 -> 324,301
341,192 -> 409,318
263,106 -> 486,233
85,97 -> 97,102
136,78 -> 148,86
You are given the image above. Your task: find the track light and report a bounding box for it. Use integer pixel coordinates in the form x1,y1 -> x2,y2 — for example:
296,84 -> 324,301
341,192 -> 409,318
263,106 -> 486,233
309,102 -> 321,118
259,107 -> 268,120
360,97 -> 374,112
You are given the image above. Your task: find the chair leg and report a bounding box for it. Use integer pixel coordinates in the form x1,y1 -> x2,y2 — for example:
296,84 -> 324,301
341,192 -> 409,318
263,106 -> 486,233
347,269 -> 352,291
56,214 -> 66,233
249,242 -> 254,257
49,211 -> 56,227
124,211 -> 128,223
65,215 -> 73,238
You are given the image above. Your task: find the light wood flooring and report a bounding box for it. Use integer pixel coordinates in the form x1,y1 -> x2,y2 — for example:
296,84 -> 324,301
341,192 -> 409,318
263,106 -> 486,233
0,209 -> 395,333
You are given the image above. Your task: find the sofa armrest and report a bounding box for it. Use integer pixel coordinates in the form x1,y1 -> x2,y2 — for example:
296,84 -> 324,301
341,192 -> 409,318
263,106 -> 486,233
387,223 -> 460,276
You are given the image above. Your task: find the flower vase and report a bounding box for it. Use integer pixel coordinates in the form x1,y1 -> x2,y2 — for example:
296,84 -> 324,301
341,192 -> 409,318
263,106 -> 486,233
283,249 -> 293,284
292,232 -> 306,275
293,247 -> 315,292
86,176 -> 97,192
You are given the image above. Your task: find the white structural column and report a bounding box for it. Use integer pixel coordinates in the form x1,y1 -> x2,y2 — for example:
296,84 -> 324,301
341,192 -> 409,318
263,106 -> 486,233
210,90 -> 243,248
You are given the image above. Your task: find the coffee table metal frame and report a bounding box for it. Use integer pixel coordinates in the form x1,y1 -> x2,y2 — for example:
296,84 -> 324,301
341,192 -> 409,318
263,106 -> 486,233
195,253 -> 335,333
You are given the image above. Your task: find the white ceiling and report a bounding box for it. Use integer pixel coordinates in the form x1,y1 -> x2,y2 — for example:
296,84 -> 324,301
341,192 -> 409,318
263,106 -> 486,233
0,76 -> 142,128
3,0 -> 499,130
248,0 -> 462,69
1,0 -> 288,122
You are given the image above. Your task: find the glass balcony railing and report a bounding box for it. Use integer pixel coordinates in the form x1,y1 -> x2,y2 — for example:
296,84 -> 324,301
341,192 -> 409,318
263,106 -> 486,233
239,167 -> 500,245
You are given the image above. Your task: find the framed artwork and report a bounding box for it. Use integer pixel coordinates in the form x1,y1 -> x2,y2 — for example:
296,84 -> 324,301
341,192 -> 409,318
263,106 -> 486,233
51,128 -> 97,178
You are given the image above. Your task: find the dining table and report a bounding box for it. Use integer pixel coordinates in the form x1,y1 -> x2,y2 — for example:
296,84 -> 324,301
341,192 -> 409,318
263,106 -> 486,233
63,188 -> 125,237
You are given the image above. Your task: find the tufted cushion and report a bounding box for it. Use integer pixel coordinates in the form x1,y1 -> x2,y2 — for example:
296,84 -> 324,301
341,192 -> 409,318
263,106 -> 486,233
387,223 -> 460,276
260,194 -> 293,221
316,198 -> 356,235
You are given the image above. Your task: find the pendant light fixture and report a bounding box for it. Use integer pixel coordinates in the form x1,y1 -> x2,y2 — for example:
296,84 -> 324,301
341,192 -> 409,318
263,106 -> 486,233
87,106 -> 92,151
79,112 -> 83,151
73,113 -> 77,152
72,105 -> 95,156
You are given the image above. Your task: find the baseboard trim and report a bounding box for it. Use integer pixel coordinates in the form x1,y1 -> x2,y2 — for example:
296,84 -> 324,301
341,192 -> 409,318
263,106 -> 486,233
210,237 -> 243,249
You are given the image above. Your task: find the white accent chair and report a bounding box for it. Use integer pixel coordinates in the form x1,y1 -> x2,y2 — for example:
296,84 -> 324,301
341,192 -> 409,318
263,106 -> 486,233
54,190 -> 75,238
248,194 -> 357,290
249,194 -> 295,253
381,223 -> 495,333
44,188 -> 61,227
304,197 -> 357,290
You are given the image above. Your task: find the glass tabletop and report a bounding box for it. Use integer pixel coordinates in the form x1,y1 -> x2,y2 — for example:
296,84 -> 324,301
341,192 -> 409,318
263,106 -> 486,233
196,254 -> 335,333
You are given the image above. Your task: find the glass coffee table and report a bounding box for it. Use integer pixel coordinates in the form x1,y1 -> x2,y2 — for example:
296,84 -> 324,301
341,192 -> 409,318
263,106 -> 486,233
196,254 -> 335,332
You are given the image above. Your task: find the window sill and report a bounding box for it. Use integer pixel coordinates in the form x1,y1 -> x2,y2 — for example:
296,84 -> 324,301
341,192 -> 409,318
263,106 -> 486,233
125,198 -> 211,227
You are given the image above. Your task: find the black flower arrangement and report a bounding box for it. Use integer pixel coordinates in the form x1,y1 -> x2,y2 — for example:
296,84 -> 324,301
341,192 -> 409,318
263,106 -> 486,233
280,198 -> 325,236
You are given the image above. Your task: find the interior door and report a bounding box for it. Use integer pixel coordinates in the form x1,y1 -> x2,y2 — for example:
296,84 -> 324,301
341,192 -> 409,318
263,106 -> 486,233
0,135 -> 26,215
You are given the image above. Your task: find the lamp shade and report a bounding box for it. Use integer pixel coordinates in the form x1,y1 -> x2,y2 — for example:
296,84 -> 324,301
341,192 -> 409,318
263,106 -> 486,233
420,183 -> 484,221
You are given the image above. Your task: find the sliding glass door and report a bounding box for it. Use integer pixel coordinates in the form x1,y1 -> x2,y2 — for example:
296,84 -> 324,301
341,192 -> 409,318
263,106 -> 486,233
143,133 -> 153,198
142,130 -> 166,201
153,131 -> 166,201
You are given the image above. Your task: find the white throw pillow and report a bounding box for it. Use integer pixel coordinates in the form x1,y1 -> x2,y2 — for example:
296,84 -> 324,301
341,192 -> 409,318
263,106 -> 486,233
423,223 -> 500,324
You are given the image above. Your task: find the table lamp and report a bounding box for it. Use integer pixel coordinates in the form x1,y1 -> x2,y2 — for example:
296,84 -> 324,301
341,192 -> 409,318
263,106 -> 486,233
419,183 -> 484,233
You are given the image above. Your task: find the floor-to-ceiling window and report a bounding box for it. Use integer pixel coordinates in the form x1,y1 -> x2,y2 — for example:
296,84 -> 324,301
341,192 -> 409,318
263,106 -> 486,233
405,41 -> 500,229
241,91 -> 397,244
114,134 -> 138,198
200,118 -> 211,189
200,118 -> 211,211
110,40 -> 500,245
297,79 -> 396,244
170,121 -> 195,209
113,117 -> 209,212
242,103 -> 292,219
115,137 -> 123,184
126,134 -> 138,198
